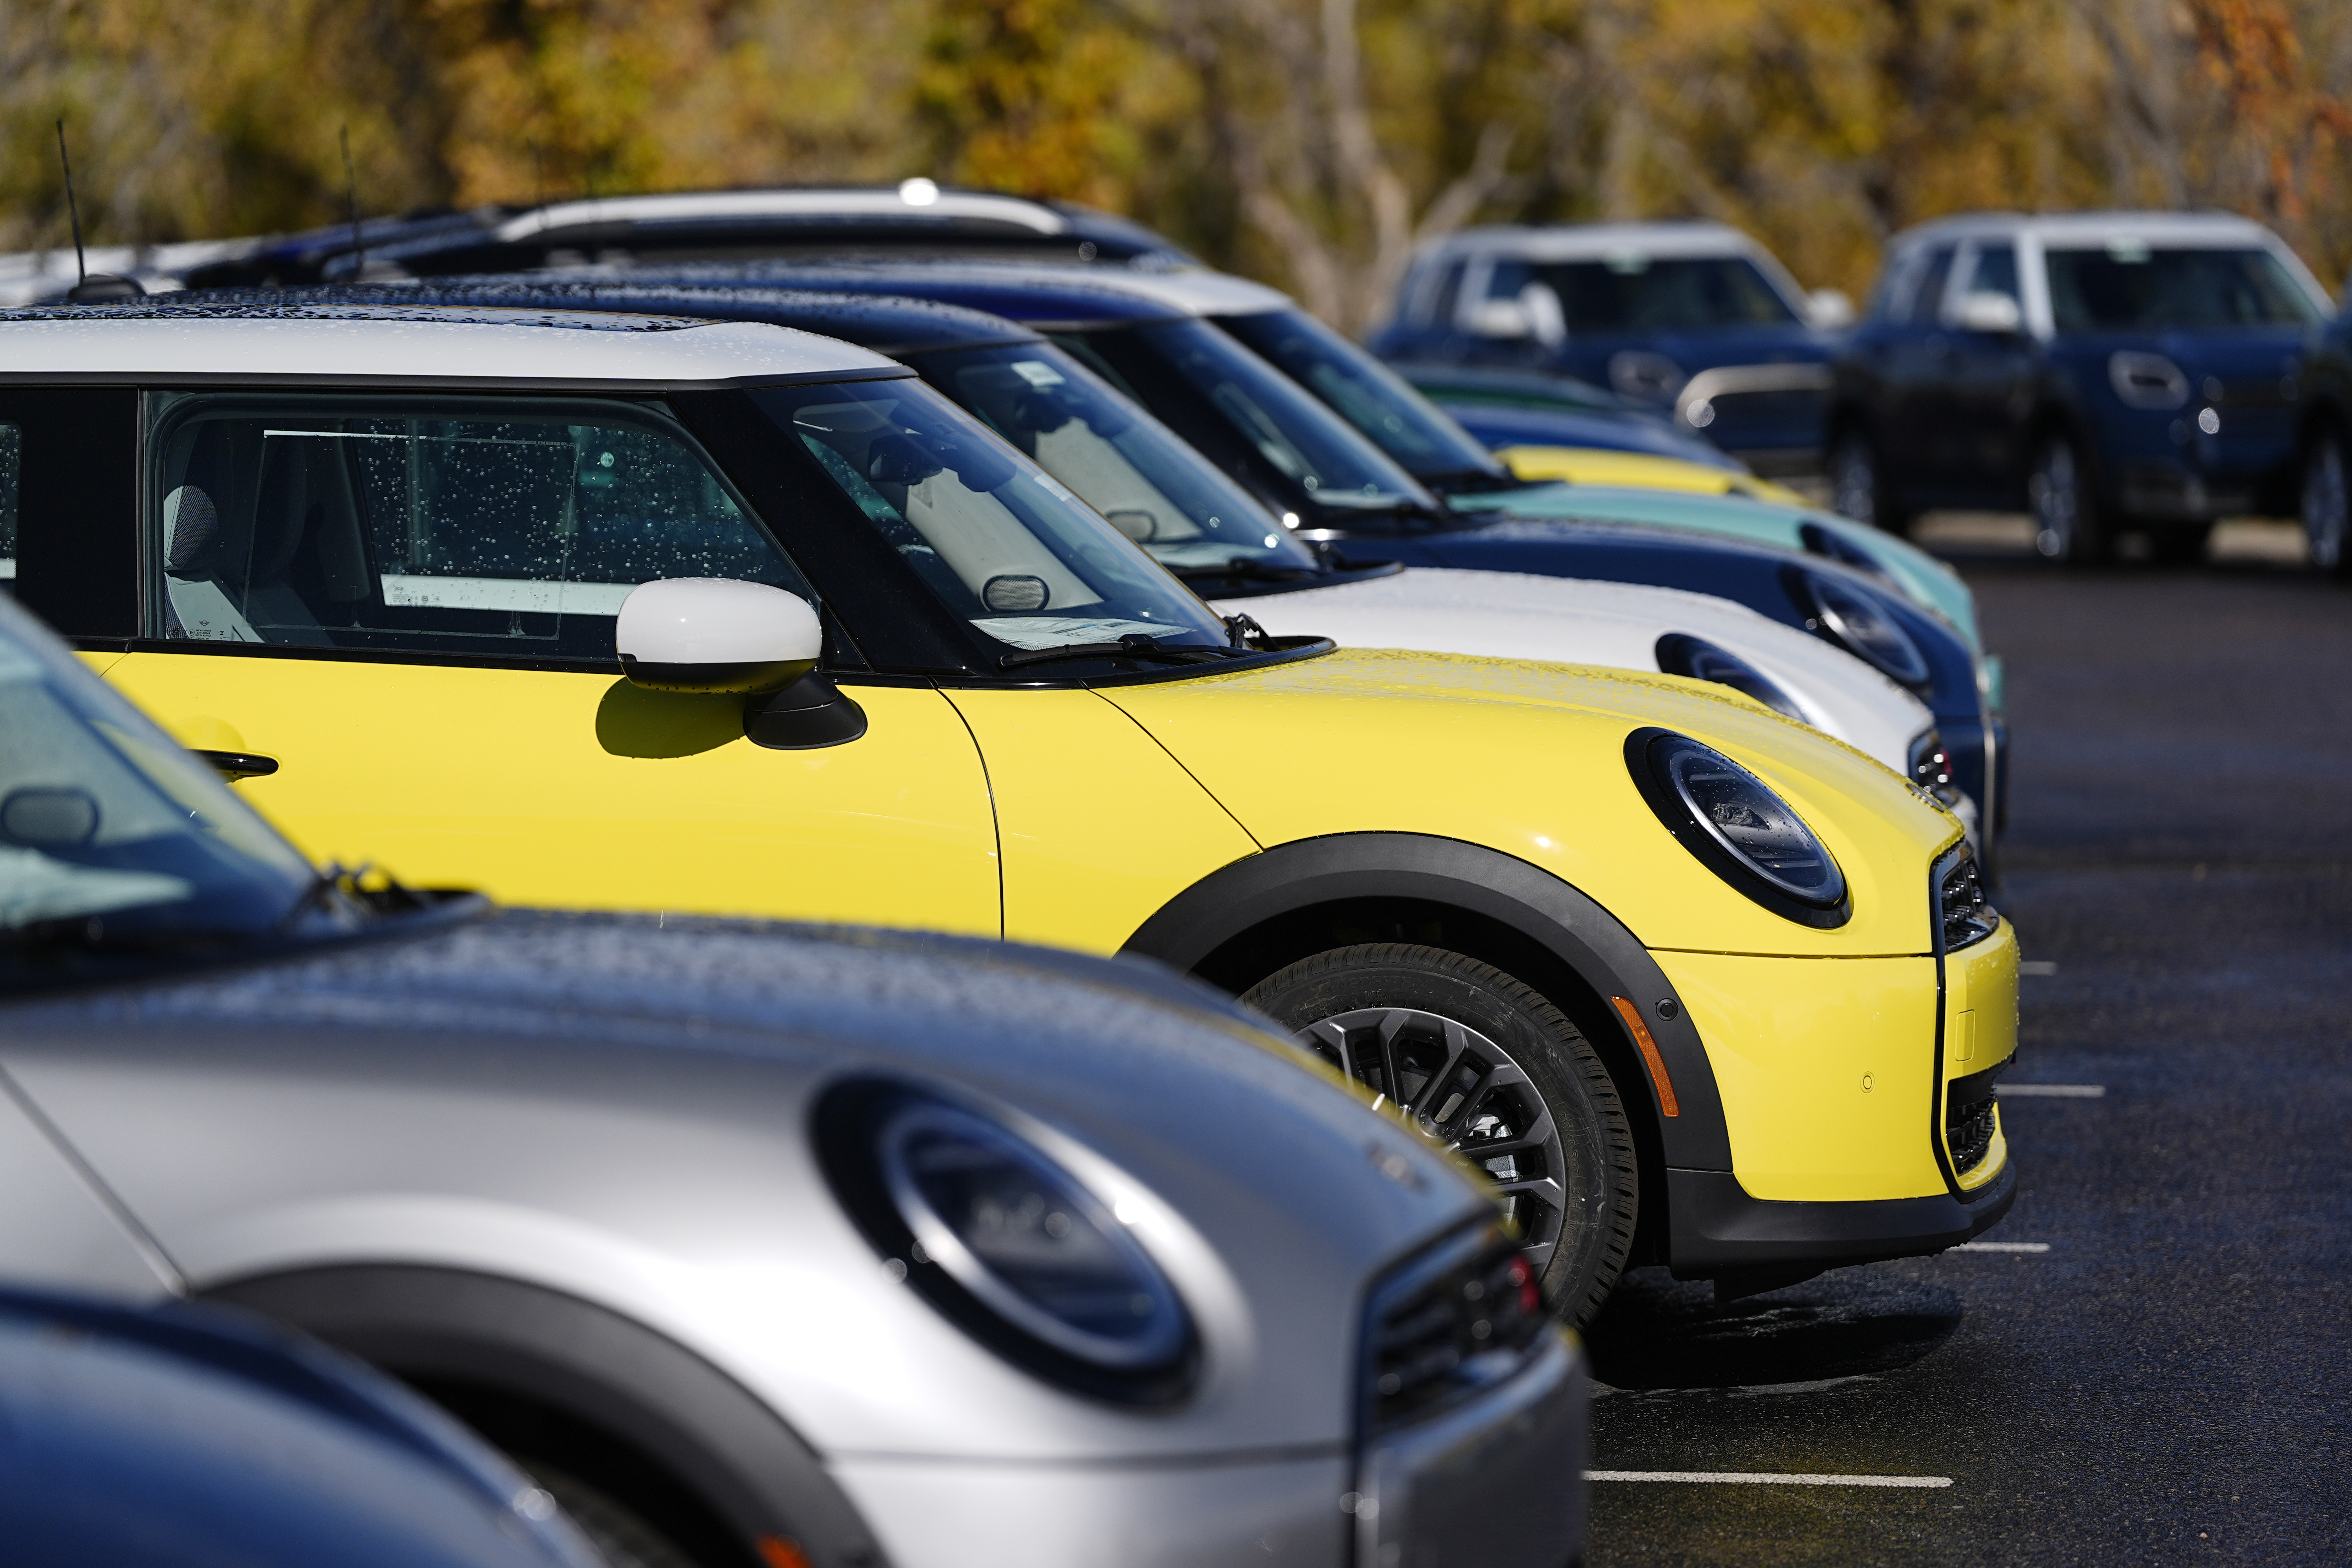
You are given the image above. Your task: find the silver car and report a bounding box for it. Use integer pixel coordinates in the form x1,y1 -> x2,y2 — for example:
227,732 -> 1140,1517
0,592 -> 1586,1568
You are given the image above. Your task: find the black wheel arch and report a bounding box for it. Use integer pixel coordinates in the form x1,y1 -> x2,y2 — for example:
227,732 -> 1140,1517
206,1265 -> 890,1568
1121,832 -> 1736,1261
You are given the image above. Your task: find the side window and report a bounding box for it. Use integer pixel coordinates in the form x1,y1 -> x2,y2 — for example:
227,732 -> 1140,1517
1905,246 -> 1958,324
1965,244 -> 2022,304
0,423 -> 18,592
1422,259 -> 1467,328
143,394 -> 813,663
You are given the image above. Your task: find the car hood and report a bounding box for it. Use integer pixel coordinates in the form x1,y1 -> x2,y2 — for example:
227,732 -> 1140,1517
0,913 -> 1488,1459
1447,484 -> 1982,651
1108,648 -> 1962,959
1207,568 -> 1933,772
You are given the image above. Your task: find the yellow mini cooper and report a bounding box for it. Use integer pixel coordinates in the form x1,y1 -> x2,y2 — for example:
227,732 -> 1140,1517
0,303 -> 2017,1321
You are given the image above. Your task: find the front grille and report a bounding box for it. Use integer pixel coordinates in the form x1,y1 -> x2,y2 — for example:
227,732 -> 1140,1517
1947,1087 -> 1999,1174
1364,1226 -> 1548,1432
1938,847 -> 2000,952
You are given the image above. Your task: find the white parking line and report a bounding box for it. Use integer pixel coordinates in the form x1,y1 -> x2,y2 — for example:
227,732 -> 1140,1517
2001,1083 -> 2105,1097
1586,1471 -> 1952,1488
2018,960 -> 2059,976
1949,1241 -> 2051,1252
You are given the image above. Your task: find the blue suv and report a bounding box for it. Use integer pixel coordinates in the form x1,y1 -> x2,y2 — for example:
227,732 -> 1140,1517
1370,222 -> 1853,476
1826,212 -> 2335,564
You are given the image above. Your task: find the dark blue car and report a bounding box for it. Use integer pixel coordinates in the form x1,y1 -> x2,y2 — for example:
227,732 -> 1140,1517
1368,222 -> 1851,476
1825,212 -> 2335,563
2293,287 -> 2352,576
0,1285 -> 604,1568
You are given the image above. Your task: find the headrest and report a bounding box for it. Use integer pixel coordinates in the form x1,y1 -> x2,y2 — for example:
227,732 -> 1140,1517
163,486 -> 219,577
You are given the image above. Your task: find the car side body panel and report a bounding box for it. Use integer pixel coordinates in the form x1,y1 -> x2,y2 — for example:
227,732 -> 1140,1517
102,653 -> 1004,936
937,687 -> 1261,952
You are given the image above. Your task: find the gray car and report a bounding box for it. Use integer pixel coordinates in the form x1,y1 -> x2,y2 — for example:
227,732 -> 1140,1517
0,590 -> 1586,1568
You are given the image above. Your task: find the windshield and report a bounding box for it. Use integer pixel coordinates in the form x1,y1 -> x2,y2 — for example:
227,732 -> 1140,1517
0,593 -> 319,969
1486,255 -> 1802,330
753,378 -> 1232,656
1214,309 -> 1506,484
905,342 -> 1320,575
2044,245 -> 2323,330
1123,320 -> 1433,512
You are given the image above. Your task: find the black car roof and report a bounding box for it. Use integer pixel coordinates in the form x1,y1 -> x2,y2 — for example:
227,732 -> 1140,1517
173,281 -> 1044,356
526,261 -> 1199,328
0,298 -> 699,331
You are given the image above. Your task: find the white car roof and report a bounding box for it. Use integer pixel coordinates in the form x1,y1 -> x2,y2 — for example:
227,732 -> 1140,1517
0,303 -> 899,385
1422,221 -> 1768,263
1890,209 -> 2290,252
495,186 -> 1072,243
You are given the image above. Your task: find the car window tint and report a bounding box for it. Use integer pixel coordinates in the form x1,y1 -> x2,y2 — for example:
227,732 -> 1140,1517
143,394 -> 812,663
1425,259 -> 1466,327
0,423 -> 16,590
753,378 -> 1229,656
2044,246 -> 2322,330
1215,309 -> 1505,483
1965,245 -> 2021,303
913,343 -> 1311,572
1484,255 -> 1801,329
1906,246 -> 1957,324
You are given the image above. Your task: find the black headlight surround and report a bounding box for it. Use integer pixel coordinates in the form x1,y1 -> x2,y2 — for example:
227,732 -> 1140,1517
1935,842 -> 2000,953
1624,727 -> 1852,929
1784,564 -> 1933,691
1654,632 -> 1808,722
814,1076 -> 1198,1407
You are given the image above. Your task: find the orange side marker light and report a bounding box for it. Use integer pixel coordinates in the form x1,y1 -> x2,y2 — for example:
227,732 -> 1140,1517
759,1538 -> 813,1568
1610,996 -> 1680,1118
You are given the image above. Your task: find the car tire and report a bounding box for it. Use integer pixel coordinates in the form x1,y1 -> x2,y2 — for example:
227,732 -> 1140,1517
2146,521 -> 2213,566
1829,428 -> 1910,533
1242,944 -> 1639,1328
522,1459 -> 708,1568
2027,432 -> 2104,564
2305,427 -> 2350,577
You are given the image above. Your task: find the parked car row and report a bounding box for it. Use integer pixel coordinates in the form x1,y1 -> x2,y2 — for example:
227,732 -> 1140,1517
0,187 -> 2027,1568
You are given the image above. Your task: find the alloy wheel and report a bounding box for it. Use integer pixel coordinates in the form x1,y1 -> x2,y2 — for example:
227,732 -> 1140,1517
2029,436 -> 2092,563
1294,1005 -> 1568,1277
2305,433 -> 2349,575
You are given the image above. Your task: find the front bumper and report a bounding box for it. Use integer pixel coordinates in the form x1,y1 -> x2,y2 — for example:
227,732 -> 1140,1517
826,1337 -> 1588,1568
1664,1158 -> 2015,1284
1354,1332 -> 1588,1568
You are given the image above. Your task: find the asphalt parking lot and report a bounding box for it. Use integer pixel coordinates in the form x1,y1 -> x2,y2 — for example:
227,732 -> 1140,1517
1581,519 -> 2352,1566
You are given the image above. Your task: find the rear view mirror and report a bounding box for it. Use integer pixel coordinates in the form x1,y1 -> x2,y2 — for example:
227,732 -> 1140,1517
616,579 -> 822,695
0,787 -> 101,849
1955,291 -> 2022,335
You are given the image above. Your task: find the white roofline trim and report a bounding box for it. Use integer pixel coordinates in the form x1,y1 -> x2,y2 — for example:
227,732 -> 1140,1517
495,190 -> 1071,243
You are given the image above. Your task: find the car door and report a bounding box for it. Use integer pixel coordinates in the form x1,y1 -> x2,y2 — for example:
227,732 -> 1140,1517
1877,242 -> 1962,487
93,388 -> 1001,935
1939,240 -> 2037,500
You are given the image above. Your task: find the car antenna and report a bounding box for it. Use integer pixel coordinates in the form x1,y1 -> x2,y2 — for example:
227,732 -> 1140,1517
55,118 -> 142,303
341,124 -> 365,279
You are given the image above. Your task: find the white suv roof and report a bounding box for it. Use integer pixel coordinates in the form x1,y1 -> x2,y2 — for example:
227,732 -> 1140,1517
0,303 -> 898,385
1417,221 -> 1772,263
1890,209 -> 2297,252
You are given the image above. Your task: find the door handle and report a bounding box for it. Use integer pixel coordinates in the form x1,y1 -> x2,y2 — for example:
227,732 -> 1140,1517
193,750 -> 279,781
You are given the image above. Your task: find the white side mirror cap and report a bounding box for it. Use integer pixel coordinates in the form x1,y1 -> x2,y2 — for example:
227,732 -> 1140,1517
1466,297 -> 1532,339
616,578 -> 822,694
1808,288 -> 1855,328
1954,291 -> 2022,334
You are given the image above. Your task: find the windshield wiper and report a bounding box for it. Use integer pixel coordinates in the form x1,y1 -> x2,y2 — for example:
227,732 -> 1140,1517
998,633 -> 1245,671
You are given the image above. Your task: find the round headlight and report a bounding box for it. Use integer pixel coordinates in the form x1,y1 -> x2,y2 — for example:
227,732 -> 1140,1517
1793,570 -> 1931,688
817,1081 -> 1195,1404
1626,729 -> 1850,926
1654,632 -> 1807,722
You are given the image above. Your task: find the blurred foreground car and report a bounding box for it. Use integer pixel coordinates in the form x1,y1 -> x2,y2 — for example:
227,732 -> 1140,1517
1828,211 -> 2334,563
0,588 -> 1585,1568
2,302 -> 2018,1325
0,1286 -> 605,1568
209,278 -> 1948,785
2294,287 -> 2352,574
1388,360 -> 1748,470
1370,222 -> 1850,475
